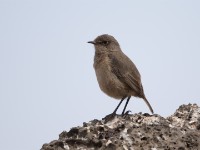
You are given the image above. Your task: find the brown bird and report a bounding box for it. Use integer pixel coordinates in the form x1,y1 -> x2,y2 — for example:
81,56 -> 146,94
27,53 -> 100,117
88,34 -> 154,115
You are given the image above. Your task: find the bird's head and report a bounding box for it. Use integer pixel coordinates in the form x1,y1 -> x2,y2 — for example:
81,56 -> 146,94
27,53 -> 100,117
88,34 -> 121,53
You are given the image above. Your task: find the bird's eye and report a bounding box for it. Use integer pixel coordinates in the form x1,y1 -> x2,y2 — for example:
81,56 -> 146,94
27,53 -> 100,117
101,41 -> 109,45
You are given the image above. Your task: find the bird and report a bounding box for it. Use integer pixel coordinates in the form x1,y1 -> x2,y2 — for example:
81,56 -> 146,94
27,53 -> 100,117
88,34 -> 154,115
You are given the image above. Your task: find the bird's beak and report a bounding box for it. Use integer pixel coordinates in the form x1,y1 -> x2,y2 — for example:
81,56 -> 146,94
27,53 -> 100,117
87,41 -> 96,45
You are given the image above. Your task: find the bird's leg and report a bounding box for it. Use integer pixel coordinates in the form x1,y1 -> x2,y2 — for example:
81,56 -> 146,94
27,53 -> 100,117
112,96 -> 127,114
103,97 -> 127,123
121,96 -> 131,115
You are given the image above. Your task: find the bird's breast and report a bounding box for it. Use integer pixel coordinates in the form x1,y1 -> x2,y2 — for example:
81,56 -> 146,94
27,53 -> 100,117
94,55 -> 129,99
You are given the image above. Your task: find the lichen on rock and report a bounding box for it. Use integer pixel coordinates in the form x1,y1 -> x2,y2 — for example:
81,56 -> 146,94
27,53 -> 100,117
41,103 -> 200,150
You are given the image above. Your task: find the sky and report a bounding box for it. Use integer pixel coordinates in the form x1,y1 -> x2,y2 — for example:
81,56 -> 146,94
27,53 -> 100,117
0,0 -> 200,150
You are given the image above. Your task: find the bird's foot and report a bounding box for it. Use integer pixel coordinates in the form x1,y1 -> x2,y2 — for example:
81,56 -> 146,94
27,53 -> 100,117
103,112 -> 117,123
122,110 -> 132,117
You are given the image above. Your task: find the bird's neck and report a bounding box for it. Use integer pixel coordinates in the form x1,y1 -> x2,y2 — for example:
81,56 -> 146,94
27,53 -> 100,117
93,51 -> 109,68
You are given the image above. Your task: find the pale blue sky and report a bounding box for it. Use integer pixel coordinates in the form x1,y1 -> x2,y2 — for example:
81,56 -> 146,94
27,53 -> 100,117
0,0 -> 200,150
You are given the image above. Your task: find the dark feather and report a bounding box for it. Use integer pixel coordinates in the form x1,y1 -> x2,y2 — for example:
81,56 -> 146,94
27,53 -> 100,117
108,52 -> 143,96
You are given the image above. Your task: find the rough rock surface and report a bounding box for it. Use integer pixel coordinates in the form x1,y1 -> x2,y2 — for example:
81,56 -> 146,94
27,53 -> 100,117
41,103 -> 200,150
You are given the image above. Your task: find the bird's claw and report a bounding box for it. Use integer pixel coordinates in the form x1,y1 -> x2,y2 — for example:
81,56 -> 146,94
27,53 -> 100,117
103,112 -> 117,123
122,110 -> 132,117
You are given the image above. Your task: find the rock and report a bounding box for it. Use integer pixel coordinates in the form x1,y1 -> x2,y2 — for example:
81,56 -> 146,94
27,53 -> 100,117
41,103 -> 200,150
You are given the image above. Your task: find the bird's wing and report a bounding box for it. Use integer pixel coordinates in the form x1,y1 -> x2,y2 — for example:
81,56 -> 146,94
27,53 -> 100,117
108,52 -> 142,94
108,52 -> 154,114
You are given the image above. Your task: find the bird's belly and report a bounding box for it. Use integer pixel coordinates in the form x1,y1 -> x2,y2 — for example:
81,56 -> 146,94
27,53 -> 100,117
95,66 -> 128,99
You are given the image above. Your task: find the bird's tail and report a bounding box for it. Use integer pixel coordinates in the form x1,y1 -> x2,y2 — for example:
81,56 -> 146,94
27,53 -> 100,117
142,96 -> 154,114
